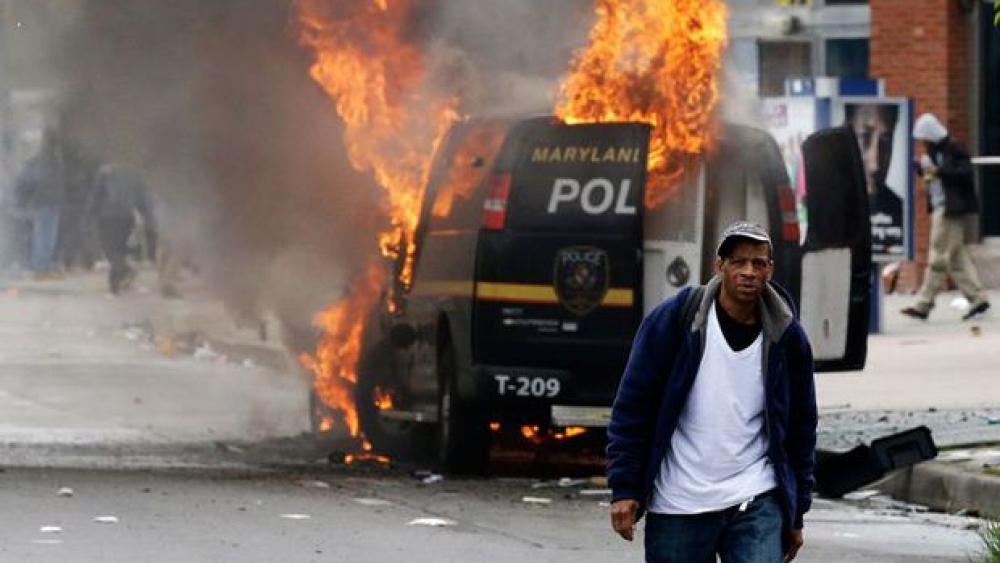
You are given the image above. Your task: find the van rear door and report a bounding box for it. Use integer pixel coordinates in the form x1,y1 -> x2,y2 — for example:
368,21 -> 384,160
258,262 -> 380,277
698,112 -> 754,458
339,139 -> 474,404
799,125 -> 872,371
472,119 -> 650,404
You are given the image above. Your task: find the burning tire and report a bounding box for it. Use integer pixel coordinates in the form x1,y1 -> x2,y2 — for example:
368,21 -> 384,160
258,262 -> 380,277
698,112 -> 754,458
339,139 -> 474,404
355,339 -> 432,457
436,342 -> 490,475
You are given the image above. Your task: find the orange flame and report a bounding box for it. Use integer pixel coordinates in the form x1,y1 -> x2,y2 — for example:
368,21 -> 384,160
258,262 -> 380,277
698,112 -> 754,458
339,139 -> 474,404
298,261 -> 385,438
297,0 -> 460,289
556,0 -> 728,208
295,0 -> 462,440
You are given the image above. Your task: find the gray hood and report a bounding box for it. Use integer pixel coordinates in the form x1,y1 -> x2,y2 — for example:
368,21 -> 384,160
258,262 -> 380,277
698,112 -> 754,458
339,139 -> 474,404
691,276 -> 795,344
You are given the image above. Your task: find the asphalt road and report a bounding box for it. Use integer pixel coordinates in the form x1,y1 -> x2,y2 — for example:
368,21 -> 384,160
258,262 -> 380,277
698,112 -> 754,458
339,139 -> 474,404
0,466 -> 983,563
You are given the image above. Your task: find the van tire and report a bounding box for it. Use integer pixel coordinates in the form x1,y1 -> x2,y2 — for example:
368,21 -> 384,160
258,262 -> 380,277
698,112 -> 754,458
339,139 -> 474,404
355,339 -> 431,457
437,343 -> 490,475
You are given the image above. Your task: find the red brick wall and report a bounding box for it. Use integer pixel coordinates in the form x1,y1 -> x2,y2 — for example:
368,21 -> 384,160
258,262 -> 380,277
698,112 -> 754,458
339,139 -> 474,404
870,0 -> 971,293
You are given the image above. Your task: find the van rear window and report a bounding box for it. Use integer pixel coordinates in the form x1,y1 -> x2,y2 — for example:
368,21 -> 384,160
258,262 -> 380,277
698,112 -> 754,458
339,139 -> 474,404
425,121 -> 509,231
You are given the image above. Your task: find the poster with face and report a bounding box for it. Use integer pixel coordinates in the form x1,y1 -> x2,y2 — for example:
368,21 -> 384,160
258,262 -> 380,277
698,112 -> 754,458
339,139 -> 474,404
833,98 -> 912,261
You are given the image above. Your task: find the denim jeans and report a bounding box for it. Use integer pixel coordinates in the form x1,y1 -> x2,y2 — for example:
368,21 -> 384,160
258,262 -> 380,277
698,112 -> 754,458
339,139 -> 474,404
644,492 -> 783,563
30,205 -> 61,273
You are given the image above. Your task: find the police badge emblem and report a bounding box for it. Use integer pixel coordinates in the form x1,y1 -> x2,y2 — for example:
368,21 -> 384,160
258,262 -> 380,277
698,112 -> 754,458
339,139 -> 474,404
554,246 -> 609,316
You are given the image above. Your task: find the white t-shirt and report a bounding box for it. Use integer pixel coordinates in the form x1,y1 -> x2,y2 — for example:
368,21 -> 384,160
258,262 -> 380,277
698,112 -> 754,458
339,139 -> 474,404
648,305 -> 777,514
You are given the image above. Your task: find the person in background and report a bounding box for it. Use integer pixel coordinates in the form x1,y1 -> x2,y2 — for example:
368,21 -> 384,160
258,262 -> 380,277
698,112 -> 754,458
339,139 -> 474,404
14,127 -> 67,278
901,113 -> 990,321
87,163 -> 155,294
56,140 -> 101,272
607,221 -> 817,563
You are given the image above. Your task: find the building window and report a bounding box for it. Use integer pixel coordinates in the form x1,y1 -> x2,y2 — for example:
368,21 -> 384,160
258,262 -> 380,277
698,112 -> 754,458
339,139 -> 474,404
826,38 -> 869,78
758,41 -> 812,97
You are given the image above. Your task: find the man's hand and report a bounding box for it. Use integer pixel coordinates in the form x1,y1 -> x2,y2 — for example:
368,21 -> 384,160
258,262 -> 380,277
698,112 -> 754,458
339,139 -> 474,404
785,528 -> 804,561
610,499 -> 639,541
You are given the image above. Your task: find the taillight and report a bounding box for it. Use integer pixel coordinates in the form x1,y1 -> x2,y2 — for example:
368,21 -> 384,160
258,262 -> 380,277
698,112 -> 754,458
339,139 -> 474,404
481,172 -> 512,230
777,183 -> 800,242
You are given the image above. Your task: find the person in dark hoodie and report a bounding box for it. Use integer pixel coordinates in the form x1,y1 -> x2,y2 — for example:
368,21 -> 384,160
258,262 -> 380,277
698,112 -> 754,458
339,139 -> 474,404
14,127 -> 67,278
607,221 -> 816,563
901,113 -> 990,321
87,163 -> 155,294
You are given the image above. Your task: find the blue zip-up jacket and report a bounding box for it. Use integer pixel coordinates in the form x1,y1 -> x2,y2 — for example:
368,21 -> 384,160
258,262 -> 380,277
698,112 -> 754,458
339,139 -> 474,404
607,277 -> 817,536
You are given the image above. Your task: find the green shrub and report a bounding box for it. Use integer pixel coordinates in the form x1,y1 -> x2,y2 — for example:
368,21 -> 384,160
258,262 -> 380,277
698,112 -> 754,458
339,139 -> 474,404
979,519 -> 1000,563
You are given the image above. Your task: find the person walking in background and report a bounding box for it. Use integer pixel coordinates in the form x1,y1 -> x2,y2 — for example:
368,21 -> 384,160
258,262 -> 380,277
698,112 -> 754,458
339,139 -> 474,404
14,127 -> 68,278
901,113 -> 990,321
87,163 -> 155,294
56,140 -> 101,272
607,221 -> 817,563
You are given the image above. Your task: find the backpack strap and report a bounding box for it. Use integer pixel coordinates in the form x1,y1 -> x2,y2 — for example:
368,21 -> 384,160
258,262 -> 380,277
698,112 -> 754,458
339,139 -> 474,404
677,285 -> 704,335
650,285 -> 706,407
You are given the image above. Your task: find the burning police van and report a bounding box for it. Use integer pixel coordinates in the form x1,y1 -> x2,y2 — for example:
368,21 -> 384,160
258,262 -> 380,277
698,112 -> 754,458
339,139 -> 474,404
354,116 -> 871,473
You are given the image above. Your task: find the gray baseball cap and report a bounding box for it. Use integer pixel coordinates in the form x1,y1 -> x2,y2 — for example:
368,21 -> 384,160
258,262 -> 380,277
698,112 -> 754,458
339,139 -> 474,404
717,221 -> 771,257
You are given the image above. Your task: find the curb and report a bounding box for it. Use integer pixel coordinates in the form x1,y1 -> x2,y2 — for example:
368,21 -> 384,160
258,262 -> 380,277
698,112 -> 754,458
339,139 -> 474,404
877,461 -> 1000,518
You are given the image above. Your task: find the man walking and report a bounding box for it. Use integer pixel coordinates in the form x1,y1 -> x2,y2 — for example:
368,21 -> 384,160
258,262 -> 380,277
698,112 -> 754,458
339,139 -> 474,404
901,113 -> 990,321
607,221 -> 816,563
88,163 -> 155,294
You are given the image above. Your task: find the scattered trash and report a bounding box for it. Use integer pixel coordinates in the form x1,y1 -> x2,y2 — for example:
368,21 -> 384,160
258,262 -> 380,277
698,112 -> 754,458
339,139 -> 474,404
951,296 -> 970,310
354,498 -> 393,507
39,526 -> 62,533
598,501 -> 611,508
297,479 -> 331,489
841,489 -> 880,501
157,338 -> 177,357
123,327 -> 145,341
971,325 -> 982,337
579,489 -> 612,496
407,517 -> 456,527
193,342 -> 223,361
588,475 -> 608,487
94,516 -> 119,524
532,477 -> 586,489
57,487 -> 74,498
521,496 -> 552,505
121,321 -> 153,342
421,473 -> 444,485
279,514 -> 311,520
215,442 -> 245,454
242,359 -> 256,368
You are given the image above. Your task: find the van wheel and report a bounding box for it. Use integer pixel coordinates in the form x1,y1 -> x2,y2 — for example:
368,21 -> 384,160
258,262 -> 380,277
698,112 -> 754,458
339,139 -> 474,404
437,344 -> 490,475
355,339 -> 431,457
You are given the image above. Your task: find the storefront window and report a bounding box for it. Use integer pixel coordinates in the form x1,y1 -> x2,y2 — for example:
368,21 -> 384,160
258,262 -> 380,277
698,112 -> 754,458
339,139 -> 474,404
758,41 -> 812,97
826,38 -> 869,78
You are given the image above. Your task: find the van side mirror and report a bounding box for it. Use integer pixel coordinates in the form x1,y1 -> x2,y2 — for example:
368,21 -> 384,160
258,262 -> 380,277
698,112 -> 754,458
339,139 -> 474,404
389,324 -> 418,348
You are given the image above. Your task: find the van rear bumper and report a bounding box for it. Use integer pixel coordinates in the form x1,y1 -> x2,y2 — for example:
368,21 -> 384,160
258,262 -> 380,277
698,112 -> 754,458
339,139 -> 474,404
550,405 -> 612,427
470,364 -> 616,426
